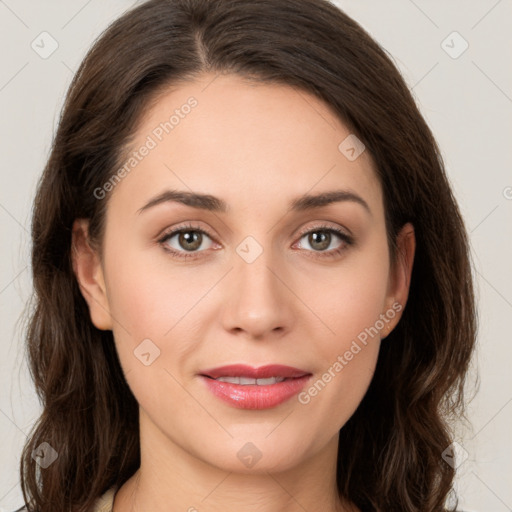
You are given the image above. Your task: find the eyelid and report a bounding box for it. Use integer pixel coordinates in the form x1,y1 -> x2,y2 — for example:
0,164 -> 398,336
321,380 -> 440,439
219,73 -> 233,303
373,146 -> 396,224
295,221 -> 352,239
156,221 -> 215,240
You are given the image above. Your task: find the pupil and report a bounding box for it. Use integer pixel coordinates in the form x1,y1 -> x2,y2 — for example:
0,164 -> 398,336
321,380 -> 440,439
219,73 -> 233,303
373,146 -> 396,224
180,231 -> 201,251
310,231 -> 330,251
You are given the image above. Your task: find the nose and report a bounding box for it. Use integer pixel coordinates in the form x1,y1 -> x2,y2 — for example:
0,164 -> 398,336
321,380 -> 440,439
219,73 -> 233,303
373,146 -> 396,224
220,243 -> 295,340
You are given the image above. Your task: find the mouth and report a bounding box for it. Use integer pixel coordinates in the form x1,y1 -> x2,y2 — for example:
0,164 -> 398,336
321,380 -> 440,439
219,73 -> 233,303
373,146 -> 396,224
198,364 -> 312,409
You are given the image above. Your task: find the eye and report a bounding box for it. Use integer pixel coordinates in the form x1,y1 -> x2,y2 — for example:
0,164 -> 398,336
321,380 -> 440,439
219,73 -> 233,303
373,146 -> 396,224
157,223 -> 217,260
157,222 -> 354,261
294,224 -> 353,259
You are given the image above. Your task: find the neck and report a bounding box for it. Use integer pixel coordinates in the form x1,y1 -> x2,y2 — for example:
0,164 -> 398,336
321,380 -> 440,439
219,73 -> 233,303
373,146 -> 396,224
113,411 -> 358,512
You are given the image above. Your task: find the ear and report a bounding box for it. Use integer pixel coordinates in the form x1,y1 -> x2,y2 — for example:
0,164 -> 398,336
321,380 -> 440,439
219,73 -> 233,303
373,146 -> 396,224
71,219 -> 113,331
381,222 -> 415,338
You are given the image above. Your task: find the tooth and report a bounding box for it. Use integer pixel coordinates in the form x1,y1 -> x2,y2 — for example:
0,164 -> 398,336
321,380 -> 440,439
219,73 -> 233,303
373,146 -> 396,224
256,377 -> 278,385
216,376 -> 240,384
213,376 -> 288,385
239,377 -> 257,385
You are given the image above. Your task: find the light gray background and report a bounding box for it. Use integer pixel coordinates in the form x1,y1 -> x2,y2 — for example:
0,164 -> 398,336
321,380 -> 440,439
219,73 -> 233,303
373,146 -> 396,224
1,1 -> 511,511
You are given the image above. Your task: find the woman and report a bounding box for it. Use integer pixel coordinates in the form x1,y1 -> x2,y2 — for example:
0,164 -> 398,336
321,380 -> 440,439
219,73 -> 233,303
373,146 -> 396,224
16,0 -> 476,511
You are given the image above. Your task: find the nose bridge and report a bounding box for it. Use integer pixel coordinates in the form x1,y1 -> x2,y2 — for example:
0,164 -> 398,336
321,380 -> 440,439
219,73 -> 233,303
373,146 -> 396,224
222,233 -> 291,337
235,233 -> 283,305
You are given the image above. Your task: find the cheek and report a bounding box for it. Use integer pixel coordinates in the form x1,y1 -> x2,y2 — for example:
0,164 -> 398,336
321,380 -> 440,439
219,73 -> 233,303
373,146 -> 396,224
104,245 -> 217,386
298,283 -> 384,435
298,338 -> 380,443
104,261 -> 199,415
105,244 -> 205,337
296,241 -> 389,423
308,241 -> 391,346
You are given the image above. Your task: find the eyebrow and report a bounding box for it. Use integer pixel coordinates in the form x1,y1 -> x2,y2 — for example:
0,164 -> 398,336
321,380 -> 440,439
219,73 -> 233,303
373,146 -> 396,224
136,188 -> 371,215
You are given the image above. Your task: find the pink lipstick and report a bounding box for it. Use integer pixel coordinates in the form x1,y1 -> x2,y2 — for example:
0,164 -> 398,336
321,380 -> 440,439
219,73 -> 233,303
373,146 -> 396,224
198,364 -> 312,410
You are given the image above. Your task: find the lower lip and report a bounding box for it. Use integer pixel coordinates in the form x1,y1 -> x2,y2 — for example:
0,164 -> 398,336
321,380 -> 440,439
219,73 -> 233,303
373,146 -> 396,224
200,375 -> 312,410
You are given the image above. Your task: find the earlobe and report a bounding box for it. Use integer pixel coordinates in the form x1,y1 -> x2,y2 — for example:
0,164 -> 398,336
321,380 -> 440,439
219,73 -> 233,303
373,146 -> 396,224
382,223 -> 416,337
71,219 -> 113,331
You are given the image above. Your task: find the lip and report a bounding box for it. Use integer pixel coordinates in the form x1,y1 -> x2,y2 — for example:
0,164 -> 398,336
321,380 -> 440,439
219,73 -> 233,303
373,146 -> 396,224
198,364 -> 312,410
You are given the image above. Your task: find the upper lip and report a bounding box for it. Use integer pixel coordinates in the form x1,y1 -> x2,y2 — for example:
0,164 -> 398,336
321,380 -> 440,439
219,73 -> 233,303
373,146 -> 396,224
199,364 -> 311,379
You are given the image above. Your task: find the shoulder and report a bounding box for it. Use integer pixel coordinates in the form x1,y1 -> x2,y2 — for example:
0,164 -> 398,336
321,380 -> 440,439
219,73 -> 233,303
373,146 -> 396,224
12,503 -> 473,512
12,486 -> 118,512
93,485 -> 117,512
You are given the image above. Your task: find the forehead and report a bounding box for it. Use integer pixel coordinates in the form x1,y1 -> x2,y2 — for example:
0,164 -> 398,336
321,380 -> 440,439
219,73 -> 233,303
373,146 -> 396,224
107,73 -> 383,218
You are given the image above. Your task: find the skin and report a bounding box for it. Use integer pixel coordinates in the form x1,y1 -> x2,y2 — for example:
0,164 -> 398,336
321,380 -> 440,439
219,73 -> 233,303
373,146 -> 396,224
72,72 -> 415,512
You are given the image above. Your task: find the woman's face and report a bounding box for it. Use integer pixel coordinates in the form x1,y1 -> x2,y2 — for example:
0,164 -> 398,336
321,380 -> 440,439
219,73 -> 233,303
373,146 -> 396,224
74,72 -> 413,474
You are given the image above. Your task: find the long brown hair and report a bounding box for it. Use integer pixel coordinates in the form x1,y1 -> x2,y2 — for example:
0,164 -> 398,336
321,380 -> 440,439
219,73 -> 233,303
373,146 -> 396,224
19,0 -> 477,510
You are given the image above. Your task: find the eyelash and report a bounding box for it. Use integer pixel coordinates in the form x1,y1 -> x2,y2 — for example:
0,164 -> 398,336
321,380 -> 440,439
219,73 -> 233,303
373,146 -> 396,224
157,222 -> 354,261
